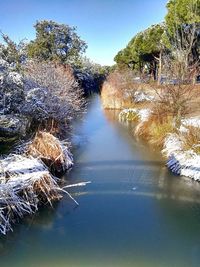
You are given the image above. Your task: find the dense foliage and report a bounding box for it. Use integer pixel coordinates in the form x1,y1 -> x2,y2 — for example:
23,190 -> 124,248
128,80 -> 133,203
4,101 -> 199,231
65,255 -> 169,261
114,0 -> 200,83
0,19 -> 108,143
27,20 -> 87,64
115,24 -> 164,80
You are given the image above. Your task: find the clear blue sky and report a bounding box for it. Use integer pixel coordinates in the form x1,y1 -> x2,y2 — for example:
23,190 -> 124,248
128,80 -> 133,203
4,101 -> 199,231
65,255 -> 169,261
0,0 -> 167,65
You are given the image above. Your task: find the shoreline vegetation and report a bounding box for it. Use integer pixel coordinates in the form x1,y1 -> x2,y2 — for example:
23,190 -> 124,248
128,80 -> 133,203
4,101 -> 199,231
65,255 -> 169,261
101,0 -> 200,181
101,69 -> 200,181
0,20 -> 108,234
1,0 -> 200,234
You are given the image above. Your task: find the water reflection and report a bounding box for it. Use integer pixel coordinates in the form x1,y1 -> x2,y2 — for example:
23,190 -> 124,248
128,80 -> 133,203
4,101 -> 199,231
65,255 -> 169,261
1,95 -> 200,267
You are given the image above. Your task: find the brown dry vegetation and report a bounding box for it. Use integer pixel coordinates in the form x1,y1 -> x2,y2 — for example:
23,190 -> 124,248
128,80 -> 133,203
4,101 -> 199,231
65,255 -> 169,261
180,126 -> 200,154
101,69 -> 139,109
134,83 -> 200,147
135,114 -> 175,148
102,68 -> 200,148
102,67 -> 200,115
27,131 -> 72,175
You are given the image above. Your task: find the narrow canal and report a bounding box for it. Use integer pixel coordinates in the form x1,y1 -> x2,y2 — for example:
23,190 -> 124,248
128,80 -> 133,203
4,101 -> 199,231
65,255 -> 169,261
1,95 -> 200,267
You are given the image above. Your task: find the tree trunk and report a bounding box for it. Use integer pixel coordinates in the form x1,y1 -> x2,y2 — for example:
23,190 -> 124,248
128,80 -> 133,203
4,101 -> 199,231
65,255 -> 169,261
157,51 -> 162,85
153,61 -> 157,81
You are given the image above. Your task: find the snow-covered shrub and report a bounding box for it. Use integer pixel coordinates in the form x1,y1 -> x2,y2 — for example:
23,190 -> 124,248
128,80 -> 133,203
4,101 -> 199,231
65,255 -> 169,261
0,59 -> 24,114
23,61 -> 85,123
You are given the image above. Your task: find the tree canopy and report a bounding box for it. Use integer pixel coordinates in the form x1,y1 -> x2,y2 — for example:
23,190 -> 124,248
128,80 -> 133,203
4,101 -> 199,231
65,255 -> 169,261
165,0 -> 200,34
115,24 -> 165,79
27,20 -> 87,64
114,0 -> 200,82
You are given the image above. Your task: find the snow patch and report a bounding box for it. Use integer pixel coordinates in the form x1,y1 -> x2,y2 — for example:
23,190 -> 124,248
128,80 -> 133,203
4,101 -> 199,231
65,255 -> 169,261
182,117 -> 200,128
163,134 -> 200,181
134,91 -> 154,103
119,108 -> 151,122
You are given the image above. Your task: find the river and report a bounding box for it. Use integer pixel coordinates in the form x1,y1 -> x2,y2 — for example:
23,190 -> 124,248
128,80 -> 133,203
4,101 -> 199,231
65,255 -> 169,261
1,95 -> 200,267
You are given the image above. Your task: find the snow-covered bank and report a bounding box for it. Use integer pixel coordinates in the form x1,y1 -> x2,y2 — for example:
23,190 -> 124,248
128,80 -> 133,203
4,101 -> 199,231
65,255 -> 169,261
119,107 -> 200,181
180,117 -> 200,132
163,134 -> 200,181
0,131 -> 88,235
0,155 -> 60,234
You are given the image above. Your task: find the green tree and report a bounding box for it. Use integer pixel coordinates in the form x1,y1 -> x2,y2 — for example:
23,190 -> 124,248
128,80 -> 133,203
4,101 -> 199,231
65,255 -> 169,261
165,0 -> 200,34
0,32 -> 27,71
27,20 -> 87,64
114,24 -> 165,81
165,0 -> 200,76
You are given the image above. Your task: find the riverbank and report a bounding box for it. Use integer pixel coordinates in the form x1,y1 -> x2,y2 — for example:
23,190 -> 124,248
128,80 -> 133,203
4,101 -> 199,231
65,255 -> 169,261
2,95 -> 200,267
0,131 -> 82,234
101,69 -> 200,181
0,57 -> 90,234
118,106 -> 200,181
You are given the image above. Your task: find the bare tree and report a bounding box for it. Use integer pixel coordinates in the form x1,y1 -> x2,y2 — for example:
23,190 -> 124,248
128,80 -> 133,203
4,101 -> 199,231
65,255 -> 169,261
154,82 -> 197,128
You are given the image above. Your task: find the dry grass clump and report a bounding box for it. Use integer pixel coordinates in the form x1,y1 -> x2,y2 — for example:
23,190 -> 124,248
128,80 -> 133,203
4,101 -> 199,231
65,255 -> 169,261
119,109 -> 139,122
135,114 -> 175,147
0,155 -> 61,234
101,69 -> 137,109
104,69 -> 136,92
0,152 -> 88,234
27,131 -> 73,175
180,126 -> 200,154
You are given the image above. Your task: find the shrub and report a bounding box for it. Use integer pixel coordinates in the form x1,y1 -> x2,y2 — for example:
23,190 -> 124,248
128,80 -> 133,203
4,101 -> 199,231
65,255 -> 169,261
153,82 -> 197,128
180,126 -> 200,154
135,113 -> 175,147
23,61 -> 85,124
27,131 -> 73,174
0,59 -> 24,114
101,69 -> 138,109
119,109 -> 139,122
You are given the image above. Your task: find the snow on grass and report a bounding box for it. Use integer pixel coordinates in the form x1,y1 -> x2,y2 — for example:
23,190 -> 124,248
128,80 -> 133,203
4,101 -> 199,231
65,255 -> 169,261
163,133 -> 200,181
119,107 -> 200,181
180,116 -> 200,133
182,117 -> 200,128
134,91 -> 154,103
0,132 -> 89,235
119,108 -> 151,123
0,154 -> 60,234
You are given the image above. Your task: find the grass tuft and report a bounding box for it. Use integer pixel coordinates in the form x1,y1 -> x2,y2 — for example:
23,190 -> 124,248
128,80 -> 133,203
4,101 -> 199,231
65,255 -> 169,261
27,131 -> 73,175
119,109 -> 139,122
180,126 -> 200,154
135,114 -> 175,148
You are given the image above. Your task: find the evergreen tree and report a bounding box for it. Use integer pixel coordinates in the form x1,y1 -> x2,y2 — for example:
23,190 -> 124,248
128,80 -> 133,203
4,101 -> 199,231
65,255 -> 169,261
27,20 -> 87,64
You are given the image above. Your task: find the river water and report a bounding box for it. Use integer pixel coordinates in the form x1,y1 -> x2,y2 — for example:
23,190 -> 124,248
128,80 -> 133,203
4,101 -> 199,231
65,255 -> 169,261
1,95 -> 200,267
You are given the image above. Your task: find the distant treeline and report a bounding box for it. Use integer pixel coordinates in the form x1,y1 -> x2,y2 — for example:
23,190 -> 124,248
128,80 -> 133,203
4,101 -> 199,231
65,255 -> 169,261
114,0 -> 200,84
0,20 -> 111,94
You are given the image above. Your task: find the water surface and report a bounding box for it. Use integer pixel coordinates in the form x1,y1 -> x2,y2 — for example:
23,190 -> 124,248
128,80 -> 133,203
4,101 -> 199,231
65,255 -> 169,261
1,95 -> 200,267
